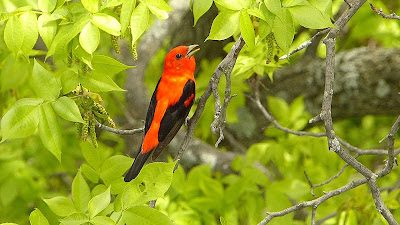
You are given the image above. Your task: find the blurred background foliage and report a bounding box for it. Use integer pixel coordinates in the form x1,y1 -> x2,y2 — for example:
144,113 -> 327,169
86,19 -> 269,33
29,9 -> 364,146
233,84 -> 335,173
0,0 -> 399,224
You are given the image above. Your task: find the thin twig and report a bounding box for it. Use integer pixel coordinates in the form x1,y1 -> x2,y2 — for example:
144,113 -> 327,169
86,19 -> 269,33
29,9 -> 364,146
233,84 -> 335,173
370,3 -> 400,20
95,121 -> 144,135
279,29 -> 329,60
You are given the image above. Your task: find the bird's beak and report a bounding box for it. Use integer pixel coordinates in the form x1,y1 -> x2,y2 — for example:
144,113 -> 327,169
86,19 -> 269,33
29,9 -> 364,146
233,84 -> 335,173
186,44 -> 200,58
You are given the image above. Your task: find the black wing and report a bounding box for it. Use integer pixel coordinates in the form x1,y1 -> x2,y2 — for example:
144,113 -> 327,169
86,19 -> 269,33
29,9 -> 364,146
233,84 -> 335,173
151,79 -> 196,160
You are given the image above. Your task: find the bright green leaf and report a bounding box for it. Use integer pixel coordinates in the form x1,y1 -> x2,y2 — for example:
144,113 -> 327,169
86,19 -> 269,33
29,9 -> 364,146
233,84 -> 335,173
100,155 -> 133,183
38,0 -> 57,12
147,5 -> 169,20
92,55 -> 133,76
4,15 -> 24,54
142,0 -> 173,11
32,59 -> 60,100
122,162 -> 175,208
92,13 -> 121,36
258,20 -> 271,39
46,14 -> 91,61
39,103 -> 62,161
123,206 -> 173,225
82,0 -> 99,13
19,11 -> 39,56
43,196 -> 77,217
88,185 -> 111,218
91,216 -> 115,225
79,70 -> 125,92
264,0 -> 282,18
72,170 -> 91,212
81,142 -> 102,170
282,0 -> 308,7
59,213 -> 89,225
52,96 -> 84,123
288,4 -> 333,29
247,8 -> 267,21
38,14 -> 57,49
214,0 -> 243,10
120,0 -> 136,34
193,0 -> 213,26
239,10 -> 255,49
81,164 -> 100,183
29,208 -> 50,225
272,9 -> 294,54
130,3 -> 149,44
1,98 -> 43,142
207,11 -> 240,40
79,22 -> 100,54
0,54 -> 30,91
61,69 -> 79,94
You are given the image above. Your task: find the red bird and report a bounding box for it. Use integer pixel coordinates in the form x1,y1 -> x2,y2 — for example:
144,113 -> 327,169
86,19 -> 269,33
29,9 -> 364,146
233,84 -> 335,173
124,45 -> 200,182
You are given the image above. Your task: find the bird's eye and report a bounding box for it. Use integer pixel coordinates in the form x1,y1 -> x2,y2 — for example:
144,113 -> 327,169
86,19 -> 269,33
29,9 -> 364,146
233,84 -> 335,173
175,53 -> 183,59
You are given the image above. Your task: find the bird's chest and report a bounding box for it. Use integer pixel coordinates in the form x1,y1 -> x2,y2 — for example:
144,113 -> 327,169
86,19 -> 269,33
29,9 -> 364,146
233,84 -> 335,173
156,76 -> 188,106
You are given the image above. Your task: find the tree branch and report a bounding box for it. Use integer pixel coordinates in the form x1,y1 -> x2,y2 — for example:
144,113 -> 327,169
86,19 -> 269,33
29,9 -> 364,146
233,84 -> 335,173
370,3 -> 400,20
95,121 -> 144,135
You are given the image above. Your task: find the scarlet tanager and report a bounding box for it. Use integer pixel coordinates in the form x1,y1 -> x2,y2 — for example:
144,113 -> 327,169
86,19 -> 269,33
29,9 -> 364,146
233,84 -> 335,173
124,45 -> 200,182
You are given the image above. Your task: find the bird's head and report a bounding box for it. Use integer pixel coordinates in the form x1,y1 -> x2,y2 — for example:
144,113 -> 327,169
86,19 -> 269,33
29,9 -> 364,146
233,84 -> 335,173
163,45 -> 200,75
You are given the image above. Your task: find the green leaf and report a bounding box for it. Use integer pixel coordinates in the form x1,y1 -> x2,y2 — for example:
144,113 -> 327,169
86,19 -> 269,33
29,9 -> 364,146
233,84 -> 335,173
122,162 -> 175,208
38,14 -> 57,49
61,69 -> 79,94
264,0 -> 282,18
43,196 -> 77,217
120,0 -> 136,34
19,11 -> 39,56
79,22 -> 100,54
82,0 -> 99,13
123,206 -> 173,225
0,54 -> 30,91
146,5 -> 168,20
207,11 -> 240,40
193,0 -> 213,26
46,14 -> 91,60
288,4 -> 333,29
0,178 -> 18,205
1,98 -> 43,142
239,10 -> 255,49
267,96 -> 290,122
130,3 -> 149,44
79,70 -> 125,92
52,96 -> 84,123
247,8 -> 267,21
81,142 -> 102,170
92,13 -> 121,36
88,185 -> 111,218
258,20 -> 271,39
100,155 -> 133,183
72,170 -> 91,212
91,216 -> 115,225
81,164 -> 100,183
32,59 -> 60,100
272,9 -> 294,54
143,0 -> 173,20
282,0 -> 308,7
4,15 -> 24,54
29,208 -> 50,225
214,0 -> 243,10
39,103 -> 62,161
92,55 -> 133,76
59,213 -> 89,225
38,0 -> 57,12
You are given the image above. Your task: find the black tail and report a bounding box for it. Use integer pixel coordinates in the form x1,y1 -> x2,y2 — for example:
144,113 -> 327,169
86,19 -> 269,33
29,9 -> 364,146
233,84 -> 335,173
124,151 -> 151,182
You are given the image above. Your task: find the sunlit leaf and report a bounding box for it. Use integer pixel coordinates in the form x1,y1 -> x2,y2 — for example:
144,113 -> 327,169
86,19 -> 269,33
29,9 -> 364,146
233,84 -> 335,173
32,59 -> 60,100
29,208 -> 50,225
120,0 -> 136,34
39,103 -> 62,161
92,55 -> 133,76
88,186 -> 111,218
72,170 -> 91,212
100,155 -> 133,183
1,98 -> 43,142
193,0 -> 213,26
38,0 -> 57,12
79,22 -> 100,54
92,13 -> 121,36
272,9 -> 294,54
207,11 -> 240,40
43,196 -> 77,217
123,206 -> 173,225
4,15 -> 24,54
288,4 -> 334,29
38,14 -> 57,49
52,96 -> 84,123
79,70 -> 125,92
239,10 -> 255,49
19,11 -> 38,56
82,0 -> 99,13
130,3 -> 149,44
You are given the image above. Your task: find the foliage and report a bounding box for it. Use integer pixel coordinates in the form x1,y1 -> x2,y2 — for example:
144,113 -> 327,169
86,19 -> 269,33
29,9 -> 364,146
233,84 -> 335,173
0,0 -> 399,224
